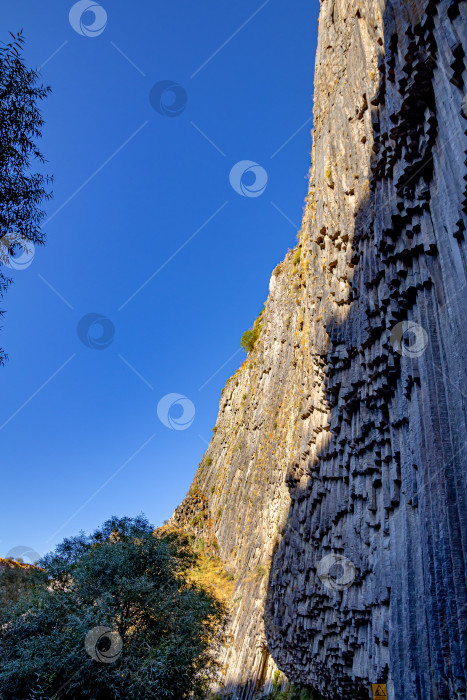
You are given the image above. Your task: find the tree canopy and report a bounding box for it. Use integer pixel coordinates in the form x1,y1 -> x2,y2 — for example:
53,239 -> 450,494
0,31 -> 52,364
0,515 -> 226,699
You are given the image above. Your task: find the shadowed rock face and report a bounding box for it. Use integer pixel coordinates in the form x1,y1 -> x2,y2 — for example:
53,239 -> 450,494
172,0 -> 467,697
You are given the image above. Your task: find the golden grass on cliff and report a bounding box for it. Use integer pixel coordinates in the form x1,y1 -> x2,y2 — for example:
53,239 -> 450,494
155,524 -> 235,604
187,554 -> 236,604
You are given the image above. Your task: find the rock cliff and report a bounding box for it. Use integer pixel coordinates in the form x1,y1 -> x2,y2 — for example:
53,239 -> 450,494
171,0 -> 467,698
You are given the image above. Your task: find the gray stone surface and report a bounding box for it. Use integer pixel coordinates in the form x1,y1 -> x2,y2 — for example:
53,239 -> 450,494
172,0 -> 467,697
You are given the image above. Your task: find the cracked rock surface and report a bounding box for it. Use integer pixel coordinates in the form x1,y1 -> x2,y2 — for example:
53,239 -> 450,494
172,1 -> 467,698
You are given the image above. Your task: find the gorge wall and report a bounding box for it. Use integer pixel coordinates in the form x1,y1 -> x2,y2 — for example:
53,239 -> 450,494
171,0 -> 467,698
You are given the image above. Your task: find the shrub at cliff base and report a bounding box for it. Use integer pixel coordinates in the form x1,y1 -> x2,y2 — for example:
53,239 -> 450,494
0,516 -> 226,699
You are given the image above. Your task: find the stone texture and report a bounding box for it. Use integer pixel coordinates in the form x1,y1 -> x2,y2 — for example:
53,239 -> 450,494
171,0 -> 467,697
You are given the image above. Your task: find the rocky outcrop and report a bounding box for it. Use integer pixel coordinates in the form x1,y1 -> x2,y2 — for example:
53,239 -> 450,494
171,0 -> 467,698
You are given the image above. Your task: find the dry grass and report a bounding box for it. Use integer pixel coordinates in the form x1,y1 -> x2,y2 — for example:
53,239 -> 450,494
188,554 -> 236,604
0,557 -> 40,571
156,521 -> 235,605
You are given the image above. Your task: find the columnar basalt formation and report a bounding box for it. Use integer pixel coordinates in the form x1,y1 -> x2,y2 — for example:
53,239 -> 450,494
171,0 -> 467,698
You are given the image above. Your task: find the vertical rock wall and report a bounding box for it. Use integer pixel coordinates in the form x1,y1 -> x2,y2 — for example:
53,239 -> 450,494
171,0 -> 467,698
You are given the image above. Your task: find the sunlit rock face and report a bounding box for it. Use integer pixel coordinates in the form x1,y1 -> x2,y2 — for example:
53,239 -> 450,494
172,0 -> 467,698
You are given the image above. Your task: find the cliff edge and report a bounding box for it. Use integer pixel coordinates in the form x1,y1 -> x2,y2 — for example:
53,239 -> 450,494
172,1 -> 467,698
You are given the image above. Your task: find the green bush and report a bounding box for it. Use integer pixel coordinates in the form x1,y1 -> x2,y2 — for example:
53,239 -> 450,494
240,308 -> 265,353
0,516 -> 226,699
240,328 -> 259,352
258,672 -> 322,700
254,564 -> 268,579
273,669 -> 281,688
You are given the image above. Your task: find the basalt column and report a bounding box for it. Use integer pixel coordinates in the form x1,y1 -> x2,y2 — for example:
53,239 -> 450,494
266,1 -> 467,699
171,0 -> 467,698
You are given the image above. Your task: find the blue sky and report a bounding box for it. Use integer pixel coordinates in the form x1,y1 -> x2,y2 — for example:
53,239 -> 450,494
0,0 -> 319,562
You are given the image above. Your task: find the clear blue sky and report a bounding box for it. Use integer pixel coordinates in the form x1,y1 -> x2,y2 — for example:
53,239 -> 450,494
0,0 -> 319,562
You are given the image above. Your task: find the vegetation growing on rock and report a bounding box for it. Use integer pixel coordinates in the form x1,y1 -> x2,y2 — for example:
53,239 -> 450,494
240,308 -> 265,353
